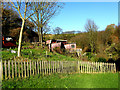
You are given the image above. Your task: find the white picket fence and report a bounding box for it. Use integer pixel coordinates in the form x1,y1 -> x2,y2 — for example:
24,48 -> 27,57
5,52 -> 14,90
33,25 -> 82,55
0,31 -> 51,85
1,60 -> 116,80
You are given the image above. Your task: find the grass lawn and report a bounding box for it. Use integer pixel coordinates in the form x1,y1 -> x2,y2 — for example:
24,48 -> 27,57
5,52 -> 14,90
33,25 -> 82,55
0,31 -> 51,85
2,73 -> 118,88
2,46 -> 78,61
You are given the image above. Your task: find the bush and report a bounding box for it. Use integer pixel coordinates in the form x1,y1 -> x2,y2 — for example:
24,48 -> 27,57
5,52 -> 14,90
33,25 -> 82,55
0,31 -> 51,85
91,57 -> 99,62
86,52 -> 93,60
98,57 -> 106,62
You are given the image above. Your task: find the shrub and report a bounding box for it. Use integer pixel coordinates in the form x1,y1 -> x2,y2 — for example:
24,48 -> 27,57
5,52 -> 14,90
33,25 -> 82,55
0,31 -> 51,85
98,57 -> 106,62
91,57 -> 99,62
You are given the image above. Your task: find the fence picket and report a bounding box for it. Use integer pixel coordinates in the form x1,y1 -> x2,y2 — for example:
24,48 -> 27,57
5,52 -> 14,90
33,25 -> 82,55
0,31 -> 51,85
49,61 -> 50,75
114,63 -> 116,72
15,60 -> 17,77
4,60 -> 7,80
12,60 -> 14,79
34,61 -> 36,75
44,61 -> 46,75
2,61 -> 3,80
27,61 -> 29,77
8,60 -> 11,79
18,61 -> 20,78
81,62 -> 82,73
30,60 -> 31,76
40,61 -> 41,74
24,61 -> 26,78
2,60 -> 117,80
32,62 -> 34,75
21,60 -> 23,78
37,60 -> 39,74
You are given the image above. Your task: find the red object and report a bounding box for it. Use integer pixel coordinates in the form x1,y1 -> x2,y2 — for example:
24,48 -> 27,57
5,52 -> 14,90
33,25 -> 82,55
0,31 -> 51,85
2,36 -> 17,48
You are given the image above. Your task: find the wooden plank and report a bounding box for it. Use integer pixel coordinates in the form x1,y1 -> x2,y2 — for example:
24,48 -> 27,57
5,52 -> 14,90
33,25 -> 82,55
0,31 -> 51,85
51,61 -> 53,73
58,61 -> 60,73
87,62 -> 89,73
47,61 -> 48,74
40,61 -> 41,74
27,60 -> 29,77
83,63 -> 84,73
44,61 -> 46,75
114,63 -> 116,72
49,61 -> 50,75
15,60 -> 17,77
1,61 -> 3,80
89,62 -> 90,73
53,61 -> 54,73
81,62 -> 82,73
42,61 -> 44,76
30,60 -> 31,76
78,61 -> 80,73
37,60 -> 39,74
61,61 -> 63,73
32,61 -> 34,75
8,60 -> 11,79
24,61 -> 26,78
21,60 -> 23,78
98,62 -> 99,73
96,62 -> 98,73
35,61 -> 36,75
4,60 -> 7,80
12,60 -> 14,79
18,61 -> 20,78
55,61 -> 56,73
91,62 -> 93,73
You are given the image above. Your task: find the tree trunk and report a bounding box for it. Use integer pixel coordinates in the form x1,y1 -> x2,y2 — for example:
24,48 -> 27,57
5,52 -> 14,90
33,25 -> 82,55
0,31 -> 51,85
18,19 -> 25,57
38,27 -> 41,42
40,27 -> 43,47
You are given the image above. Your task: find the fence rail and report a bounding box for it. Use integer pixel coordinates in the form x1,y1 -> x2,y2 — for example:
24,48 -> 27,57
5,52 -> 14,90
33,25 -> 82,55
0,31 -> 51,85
1,60 -> 116,80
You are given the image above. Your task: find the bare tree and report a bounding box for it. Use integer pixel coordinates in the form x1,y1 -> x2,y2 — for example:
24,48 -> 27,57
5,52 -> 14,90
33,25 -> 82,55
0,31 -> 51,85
53,27 -> 63,35
85,19 -> 98,53
30,2 -> 64,46
9,0 -> 36,57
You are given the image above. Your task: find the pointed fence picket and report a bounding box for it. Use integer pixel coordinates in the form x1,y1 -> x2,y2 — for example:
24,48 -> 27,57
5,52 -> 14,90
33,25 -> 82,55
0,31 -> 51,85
2,60 -> 116,80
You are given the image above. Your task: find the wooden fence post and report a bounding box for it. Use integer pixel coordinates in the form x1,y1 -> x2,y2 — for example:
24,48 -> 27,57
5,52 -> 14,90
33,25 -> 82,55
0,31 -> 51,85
53,61 -> 55,73
55,61 -> 56,73
96,62 -> 97,73
42,61 -> 44,76
44,61 -> 46,75
49,61 -> 50,75
35,61 -> 36,75
4,60 -> 7,80
40,61 -> 41,74
78,61 -> 80,73
8,60 -> 10,79
87,62 -> 89,73
1,61 -> 3,80
81,61 -> 82,73
37,60 -> 39,74
24,61 -> 26,78
12,60 -> 14,79
30,60 -> 31,76
15,60 -> 17,77
32,61 -> 34,75
103,62 -> 105,73
21,60 -> 23,78
27,60 -> 29,77
114,63 -> 116,73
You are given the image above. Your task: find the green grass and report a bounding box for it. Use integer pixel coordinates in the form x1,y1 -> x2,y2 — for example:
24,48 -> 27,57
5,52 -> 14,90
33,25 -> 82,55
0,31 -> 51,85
2,46 -> 78,61
2,73 -> 118,88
